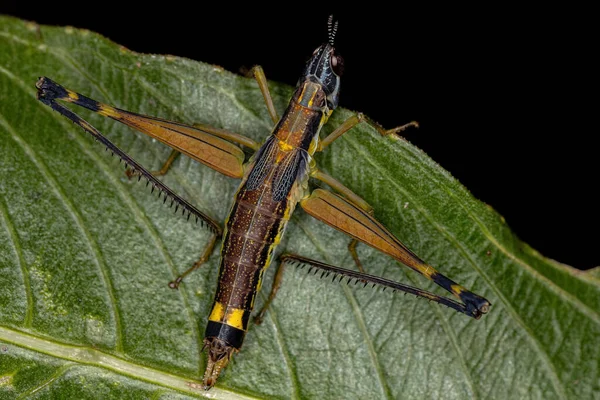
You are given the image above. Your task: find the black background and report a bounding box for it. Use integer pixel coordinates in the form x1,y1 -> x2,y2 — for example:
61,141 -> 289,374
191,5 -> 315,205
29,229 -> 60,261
1,3 -> 597,270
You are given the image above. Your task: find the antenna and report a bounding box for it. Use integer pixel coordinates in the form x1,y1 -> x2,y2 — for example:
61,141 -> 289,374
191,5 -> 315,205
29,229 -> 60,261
327,15 -> 339,46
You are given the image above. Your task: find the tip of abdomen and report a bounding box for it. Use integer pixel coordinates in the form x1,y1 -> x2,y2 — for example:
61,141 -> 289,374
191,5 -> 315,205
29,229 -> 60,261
202,337 -> 237,390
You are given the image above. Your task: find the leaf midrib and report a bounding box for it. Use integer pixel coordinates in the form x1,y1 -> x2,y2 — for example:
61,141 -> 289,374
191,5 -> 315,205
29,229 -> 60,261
0,326 -> 255,400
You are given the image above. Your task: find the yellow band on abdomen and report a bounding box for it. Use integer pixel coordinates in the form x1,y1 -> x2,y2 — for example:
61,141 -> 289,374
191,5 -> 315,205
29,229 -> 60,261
208,301 -> 249,331
208,301 -> 225,322
224,307 -> 247,330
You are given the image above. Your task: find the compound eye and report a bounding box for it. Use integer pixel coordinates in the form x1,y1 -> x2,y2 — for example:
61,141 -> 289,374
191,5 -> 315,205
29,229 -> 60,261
331,52 -> 344,76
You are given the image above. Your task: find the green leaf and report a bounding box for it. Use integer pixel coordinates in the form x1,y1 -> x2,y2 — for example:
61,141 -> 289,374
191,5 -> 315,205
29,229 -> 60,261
0,15 -> 598,399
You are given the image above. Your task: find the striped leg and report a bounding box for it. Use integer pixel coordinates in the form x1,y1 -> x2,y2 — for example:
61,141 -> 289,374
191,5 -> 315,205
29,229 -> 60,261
280,254 -> 485,319
36,77 -> 225,233
36,77 -> 227,287
124,65 -> 277,179
300,189 -> 491,318
36,77 -> 248,179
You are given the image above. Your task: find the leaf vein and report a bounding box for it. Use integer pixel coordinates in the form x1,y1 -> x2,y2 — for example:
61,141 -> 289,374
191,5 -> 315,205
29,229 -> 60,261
295,218 -> 393,400
256,297 -> 300,399
0,65 -> 202,366
16,363 -> 75,399
401,141 -> 600,323
429,302 -> 478,399
0,188 -> 33,327
0,106 -> 124,352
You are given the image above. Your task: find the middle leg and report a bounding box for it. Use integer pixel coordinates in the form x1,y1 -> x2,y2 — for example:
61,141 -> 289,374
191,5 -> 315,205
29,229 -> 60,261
169,233 -> 220,289
318,113 -> 419,152
126,148 -> 181,179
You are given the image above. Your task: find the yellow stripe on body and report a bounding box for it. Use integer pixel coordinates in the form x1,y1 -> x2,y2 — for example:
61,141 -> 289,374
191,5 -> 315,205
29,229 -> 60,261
208,301 -> 225,322
249,181 -> 300,309
278,140 -> 294,152
250,233 -> 282,310
209,300 -> 249,331
307,113 -> 330,156
223,307 -> 246,330
307,86 -> 317,107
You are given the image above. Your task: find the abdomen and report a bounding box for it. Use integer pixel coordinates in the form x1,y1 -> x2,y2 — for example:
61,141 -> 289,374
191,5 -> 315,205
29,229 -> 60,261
204,168 -> 296,349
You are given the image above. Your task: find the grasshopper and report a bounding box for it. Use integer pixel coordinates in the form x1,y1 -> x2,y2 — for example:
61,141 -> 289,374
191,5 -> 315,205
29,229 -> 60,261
35,16 -> 490,390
